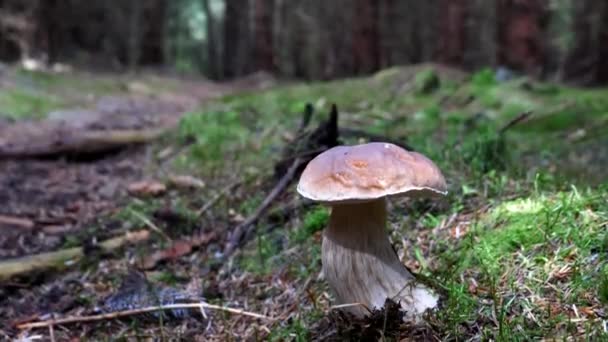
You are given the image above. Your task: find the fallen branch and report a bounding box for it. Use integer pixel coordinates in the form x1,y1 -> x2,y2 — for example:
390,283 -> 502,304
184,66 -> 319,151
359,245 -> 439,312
17,302 -> 273,330
0,214 -> 35,230
225,104 -> 340,257
0,126 -> 167,159
224,158 -> 304,257
0,230 -> 150,281
499,111 -> 533,134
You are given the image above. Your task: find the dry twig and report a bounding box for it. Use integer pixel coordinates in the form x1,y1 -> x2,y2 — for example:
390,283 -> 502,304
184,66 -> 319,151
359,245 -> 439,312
17,302 -> 273,330
223,157 -> 305,257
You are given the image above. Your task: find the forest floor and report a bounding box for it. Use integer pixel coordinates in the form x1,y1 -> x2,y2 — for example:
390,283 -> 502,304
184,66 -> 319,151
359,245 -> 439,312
0,63 -> 607,341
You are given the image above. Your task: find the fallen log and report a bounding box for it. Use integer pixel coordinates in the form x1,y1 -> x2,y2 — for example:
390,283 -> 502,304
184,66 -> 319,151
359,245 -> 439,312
0,230 -> 150,281
0,124 -> 167,159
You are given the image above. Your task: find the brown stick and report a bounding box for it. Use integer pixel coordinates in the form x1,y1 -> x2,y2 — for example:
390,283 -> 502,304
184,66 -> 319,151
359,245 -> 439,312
499,111 -> 533,134
223,158 -> 304,257
17,302 -> 273,330
0,215 -> 35,230
0,230 -> 150,281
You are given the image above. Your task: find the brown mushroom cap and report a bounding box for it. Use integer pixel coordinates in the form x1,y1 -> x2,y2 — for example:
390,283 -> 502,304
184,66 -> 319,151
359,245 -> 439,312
297,142 -> 447,203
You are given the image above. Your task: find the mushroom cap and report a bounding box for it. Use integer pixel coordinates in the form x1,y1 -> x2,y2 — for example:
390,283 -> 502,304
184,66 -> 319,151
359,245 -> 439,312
297,142 -> 447,203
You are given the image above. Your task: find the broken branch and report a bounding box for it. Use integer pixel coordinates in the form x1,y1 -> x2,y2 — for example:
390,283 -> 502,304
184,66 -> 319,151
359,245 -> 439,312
499,111 -> 533,134
223,157 -> 304,257
0,230 -> 150,281
0,126 -> 167,159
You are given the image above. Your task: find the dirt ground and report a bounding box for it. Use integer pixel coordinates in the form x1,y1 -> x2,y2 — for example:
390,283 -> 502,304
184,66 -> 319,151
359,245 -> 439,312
0,68 -> 286,340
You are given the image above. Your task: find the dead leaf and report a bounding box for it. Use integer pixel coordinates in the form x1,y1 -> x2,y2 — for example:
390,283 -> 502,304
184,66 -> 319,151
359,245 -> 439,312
140,232 -> 218,269
127,180 -> 166,197
579,306 -> 596,318
168,174 -> 206,189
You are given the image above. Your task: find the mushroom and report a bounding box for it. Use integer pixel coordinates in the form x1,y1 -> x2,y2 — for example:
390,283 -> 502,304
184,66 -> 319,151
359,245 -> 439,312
296,142 -> 447,319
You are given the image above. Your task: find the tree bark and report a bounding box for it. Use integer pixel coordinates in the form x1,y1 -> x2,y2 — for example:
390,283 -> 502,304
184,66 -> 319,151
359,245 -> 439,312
127,0 -> 142,73
252,0 -> 274,72
223,0 -> 250,78
202,0 -> 219,79
437,0 -> 467,65
496,0 -> 547,76
597,2 -> 608,83
352,0 -> 379,74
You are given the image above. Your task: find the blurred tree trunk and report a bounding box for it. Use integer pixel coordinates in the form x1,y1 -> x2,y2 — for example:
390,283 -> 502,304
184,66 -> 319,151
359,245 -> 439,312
0,0 -> 40,62
597,2 -> 608,83
438,0 -> 467,65
464,0 -> 497,69
352,0 -> 379,74
202,0 -> 219,79
496,0 -> 547,76
223,0 -> 250,78
563,0 -> 608,84
127,0 -> 142,73
252,0 -> 274,72
378,0 -> 395,68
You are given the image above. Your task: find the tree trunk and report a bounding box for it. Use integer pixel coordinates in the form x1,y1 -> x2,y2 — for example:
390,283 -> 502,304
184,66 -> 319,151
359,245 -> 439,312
437,0 -> 467,65
352,0 -> 379,74
223,0 -> 250,78
202,0 -> 219,79
597,2 -> 608,83
252,0 -> 274,72
127,0 -> 142,73
563,0 -> 608,85
464,0 -> 498,69
496,0 -> 547,76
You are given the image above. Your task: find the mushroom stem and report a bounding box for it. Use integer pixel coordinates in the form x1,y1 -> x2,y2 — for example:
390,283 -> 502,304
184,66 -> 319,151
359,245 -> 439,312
322,198 -> 438,318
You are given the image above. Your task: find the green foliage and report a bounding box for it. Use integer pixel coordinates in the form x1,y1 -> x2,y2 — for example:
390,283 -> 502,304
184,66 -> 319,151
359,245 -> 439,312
178,110 -> 249,169
461,126 -> 507,174
432,184 -> 608,339
414,68 -> 440,95
238,194 -> 263,217
267,318 -> 310,342
471,68 -> 497,89
436,283 -> 478,339
0,88 -> 61,120
239,232 -> 281,275
290,206 -> 329,244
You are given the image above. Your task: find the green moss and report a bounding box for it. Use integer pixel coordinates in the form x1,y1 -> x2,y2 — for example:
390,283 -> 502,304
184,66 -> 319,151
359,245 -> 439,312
177,110 -> 249,171
290,206 -> 329,244
267,318 -> 310,342
414,68 -> 440,95
0,88 -> 62,119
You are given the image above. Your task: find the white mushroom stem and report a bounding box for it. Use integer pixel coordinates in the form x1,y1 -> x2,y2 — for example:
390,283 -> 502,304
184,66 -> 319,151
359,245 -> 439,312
322,198 -> 438,319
